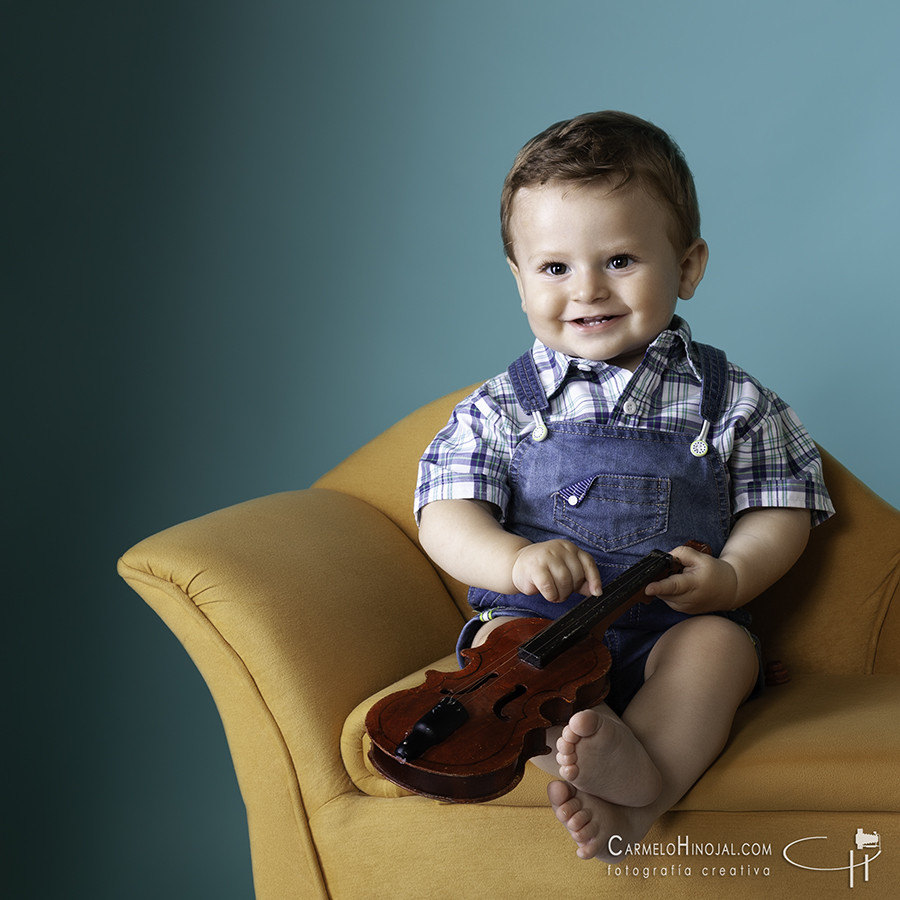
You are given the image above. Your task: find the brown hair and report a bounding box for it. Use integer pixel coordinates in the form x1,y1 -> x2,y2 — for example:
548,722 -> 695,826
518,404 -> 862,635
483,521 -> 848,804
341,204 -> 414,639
500,111 -> 700,260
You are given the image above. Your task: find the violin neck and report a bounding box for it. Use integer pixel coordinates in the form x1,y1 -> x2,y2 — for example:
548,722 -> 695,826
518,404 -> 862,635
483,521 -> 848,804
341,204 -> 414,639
517,549 -> 679,669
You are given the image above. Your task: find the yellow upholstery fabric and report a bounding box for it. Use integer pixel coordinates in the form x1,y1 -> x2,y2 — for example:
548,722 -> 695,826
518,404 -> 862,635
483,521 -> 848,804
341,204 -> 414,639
344,668 -> 899,812
119,386 -> 900,899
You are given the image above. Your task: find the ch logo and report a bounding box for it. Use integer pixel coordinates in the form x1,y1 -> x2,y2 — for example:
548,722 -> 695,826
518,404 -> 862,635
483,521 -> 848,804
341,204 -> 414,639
783,829 -> 882,888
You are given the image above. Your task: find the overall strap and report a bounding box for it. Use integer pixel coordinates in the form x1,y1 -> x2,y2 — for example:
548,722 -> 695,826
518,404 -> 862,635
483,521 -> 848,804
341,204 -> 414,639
691,342 -> 729,424
509,344 -> 728,421
507,351 -> 550,441
687,342 -> 728,458
507,351 -> 550,414
507,343 -> 728,450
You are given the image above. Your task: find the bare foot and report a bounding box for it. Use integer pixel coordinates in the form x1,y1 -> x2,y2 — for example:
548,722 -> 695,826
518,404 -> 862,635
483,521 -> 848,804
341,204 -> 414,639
556,708 -> 661,806
547,780 -> 655,862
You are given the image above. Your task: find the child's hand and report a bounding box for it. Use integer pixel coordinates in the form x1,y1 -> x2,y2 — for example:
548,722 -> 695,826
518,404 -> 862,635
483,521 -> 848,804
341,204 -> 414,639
512,539 -> 603,603
647,509 -> 811,613
645,543 -> 739,614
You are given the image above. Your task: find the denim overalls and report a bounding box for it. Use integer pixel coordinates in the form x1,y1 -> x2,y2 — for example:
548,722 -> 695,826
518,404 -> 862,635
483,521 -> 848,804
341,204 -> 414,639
458,343 -> 757,714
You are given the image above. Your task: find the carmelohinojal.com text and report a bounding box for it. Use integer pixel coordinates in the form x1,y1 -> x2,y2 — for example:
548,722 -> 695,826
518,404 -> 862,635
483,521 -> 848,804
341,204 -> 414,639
605,835 -> 773,880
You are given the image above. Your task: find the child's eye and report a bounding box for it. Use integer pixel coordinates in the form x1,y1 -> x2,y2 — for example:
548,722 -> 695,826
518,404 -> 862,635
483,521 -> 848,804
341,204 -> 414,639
608,255 -> 634,270
541,262 -> 569,277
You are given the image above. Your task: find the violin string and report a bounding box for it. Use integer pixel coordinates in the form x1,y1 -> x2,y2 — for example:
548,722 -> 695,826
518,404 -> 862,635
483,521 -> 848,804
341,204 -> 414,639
444,557 -> 656,699
443,553 -> 666,701
518,554 -> 664,661
522,556 -> 658,658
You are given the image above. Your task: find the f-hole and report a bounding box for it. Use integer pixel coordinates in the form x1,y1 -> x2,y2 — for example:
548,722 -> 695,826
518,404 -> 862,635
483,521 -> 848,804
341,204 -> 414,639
493,684 -> 527,720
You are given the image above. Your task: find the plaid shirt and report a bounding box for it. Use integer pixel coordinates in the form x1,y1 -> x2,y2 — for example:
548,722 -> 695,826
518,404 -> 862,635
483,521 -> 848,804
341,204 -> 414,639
415,317 -> 834,527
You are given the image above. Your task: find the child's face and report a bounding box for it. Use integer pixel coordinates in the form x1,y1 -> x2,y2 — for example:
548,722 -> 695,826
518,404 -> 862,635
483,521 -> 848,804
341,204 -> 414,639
506,179 -> 708,371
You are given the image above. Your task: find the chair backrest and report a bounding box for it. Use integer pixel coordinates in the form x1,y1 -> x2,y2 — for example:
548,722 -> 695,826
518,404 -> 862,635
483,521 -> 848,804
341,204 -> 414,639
750,447 -> 900,676
315,388 -> 900,676
314,386 -> 476,616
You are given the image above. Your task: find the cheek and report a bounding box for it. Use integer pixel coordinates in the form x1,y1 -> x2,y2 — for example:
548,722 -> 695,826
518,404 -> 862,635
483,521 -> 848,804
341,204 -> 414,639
520,301 -> 552,335
521,294 -> 557,325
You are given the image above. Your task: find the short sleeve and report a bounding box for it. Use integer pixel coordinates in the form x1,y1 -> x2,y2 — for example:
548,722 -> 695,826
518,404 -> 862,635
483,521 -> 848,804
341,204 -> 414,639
723,378 -> 834,526
414,387 -> 518,523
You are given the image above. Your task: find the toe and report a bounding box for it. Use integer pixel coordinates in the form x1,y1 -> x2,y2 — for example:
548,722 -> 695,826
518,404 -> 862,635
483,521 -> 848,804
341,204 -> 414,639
568,708 -> 602,739
576,840 -> 601,860
553,796 -> 582,824
566,807 -> 593,837
546,779 -> 576,810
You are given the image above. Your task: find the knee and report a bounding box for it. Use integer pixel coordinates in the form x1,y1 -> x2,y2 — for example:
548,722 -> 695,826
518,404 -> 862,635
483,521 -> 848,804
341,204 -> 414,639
693,616 -> 760,695
649,615 -> 759,687
690,615 -> 756,662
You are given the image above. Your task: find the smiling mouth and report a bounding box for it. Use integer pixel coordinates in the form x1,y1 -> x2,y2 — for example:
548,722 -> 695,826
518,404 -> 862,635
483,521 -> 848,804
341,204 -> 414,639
571,315 -> 618,327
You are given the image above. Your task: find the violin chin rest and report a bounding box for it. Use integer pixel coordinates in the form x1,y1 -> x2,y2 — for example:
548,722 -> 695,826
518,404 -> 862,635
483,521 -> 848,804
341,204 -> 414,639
393,696 -> 469,762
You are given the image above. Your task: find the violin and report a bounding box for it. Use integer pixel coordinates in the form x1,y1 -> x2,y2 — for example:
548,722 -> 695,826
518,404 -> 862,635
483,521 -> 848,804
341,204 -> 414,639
365,545 -> 702,803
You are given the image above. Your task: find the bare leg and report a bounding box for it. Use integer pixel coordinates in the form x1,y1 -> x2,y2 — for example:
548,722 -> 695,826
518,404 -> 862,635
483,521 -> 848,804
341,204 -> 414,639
548,615 -> 759,861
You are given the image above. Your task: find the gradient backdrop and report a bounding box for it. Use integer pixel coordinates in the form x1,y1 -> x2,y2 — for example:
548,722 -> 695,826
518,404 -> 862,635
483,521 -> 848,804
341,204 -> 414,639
7,1 -> 899,896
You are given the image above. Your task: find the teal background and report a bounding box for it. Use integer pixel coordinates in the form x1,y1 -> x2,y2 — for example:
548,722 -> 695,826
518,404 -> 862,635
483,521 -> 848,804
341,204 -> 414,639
7,1 -> 898,896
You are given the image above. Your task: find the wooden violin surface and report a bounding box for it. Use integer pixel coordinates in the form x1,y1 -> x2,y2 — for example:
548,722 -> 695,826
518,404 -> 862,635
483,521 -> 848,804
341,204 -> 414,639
365,547 -> 687,803
366,617 -> 611,802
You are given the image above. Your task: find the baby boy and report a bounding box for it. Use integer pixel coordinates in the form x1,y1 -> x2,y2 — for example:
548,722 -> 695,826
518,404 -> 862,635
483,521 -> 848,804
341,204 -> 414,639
414,111 -> 833,861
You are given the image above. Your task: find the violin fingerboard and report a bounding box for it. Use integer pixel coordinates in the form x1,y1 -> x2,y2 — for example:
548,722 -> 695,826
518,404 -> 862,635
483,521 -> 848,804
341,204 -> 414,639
518,549 -> 678,669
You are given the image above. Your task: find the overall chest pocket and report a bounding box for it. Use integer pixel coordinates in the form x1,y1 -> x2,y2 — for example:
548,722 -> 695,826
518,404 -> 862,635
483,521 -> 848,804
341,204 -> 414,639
552,474 -> 671,553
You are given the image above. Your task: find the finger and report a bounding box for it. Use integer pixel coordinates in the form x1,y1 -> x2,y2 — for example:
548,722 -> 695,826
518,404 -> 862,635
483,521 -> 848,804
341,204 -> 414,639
512,565 -> 545,598
577,551 -> 603,597
563,550 -> 604,601
646,574 -> 688,597
519,565 -> 558,602
536,574 -> 562,603
545,560 -> 581,603
534,558 -> 576,602
511,548 -> 554,598
669,543 -> 710,568
542,555 -> 590,603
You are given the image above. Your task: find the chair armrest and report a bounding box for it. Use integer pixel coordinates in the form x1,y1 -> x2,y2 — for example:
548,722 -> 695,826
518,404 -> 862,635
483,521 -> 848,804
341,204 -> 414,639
118,487 -> 463,820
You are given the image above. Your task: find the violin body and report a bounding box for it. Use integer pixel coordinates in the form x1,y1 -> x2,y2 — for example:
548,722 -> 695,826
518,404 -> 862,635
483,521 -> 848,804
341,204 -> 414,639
365,546 -> 694,803
366,618 -> 612,802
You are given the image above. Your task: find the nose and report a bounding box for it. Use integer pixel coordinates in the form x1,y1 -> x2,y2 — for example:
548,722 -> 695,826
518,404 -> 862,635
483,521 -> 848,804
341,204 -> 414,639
572,267 -> 609,304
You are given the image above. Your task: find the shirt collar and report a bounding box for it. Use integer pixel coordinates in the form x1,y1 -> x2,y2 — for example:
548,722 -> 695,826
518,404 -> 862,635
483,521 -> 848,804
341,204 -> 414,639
531,315 -> 696,398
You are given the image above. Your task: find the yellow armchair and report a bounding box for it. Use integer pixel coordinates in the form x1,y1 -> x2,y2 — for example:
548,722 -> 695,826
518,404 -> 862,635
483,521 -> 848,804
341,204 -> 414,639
118,386 -> 900,899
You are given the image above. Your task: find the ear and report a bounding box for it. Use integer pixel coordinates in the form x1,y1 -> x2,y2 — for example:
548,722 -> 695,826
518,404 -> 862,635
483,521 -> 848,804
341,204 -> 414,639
678,239 -> 709,300
507,257 -> 528,311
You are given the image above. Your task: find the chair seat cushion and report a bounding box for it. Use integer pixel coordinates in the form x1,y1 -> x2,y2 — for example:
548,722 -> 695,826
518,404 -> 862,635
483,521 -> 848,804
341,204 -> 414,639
343,664 -> 900,812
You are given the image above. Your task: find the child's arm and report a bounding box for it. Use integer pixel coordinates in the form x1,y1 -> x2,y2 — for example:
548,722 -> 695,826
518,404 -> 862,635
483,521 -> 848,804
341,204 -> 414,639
418,498 -> 603,603
646,507 -> 811,614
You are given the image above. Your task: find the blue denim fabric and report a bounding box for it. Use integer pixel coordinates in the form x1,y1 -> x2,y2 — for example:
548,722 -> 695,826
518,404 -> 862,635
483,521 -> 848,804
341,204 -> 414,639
458,345 -> 759,714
